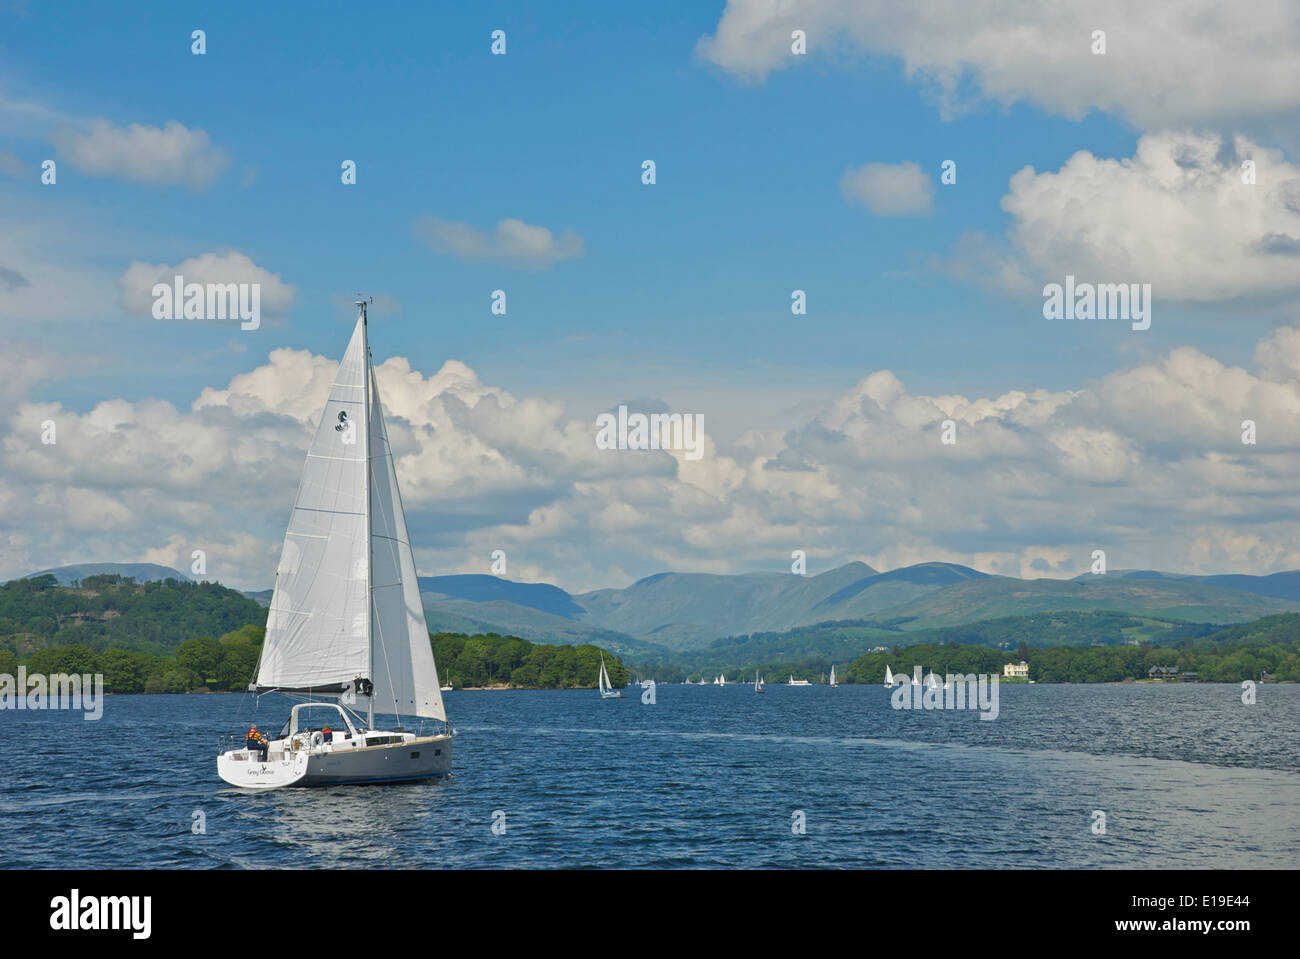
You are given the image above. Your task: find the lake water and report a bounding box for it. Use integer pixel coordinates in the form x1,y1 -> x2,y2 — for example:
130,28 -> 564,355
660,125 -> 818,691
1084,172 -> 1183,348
2,683 -> 1296,868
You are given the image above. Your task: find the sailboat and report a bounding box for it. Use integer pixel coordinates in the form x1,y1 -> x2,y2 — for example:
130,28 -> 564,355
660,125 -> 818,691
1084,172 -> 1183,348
598,653 -> 622,699
883,665 -> 896,688
217,301 -> 452,789
719,672 -> 727,687
829,665 -> 838,688
754,671 -> 765,694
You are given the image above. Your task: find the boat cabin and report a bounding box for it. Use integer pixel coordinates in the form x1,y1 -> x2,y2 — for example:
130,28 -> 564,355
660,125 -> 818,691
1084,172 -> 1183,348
275,702 -> 363,742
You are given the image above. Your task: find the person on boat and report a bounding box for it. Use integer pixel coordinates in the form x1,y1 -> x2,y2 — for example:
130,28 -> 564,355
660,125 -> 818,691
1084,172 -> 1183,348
322,724 -> 333,744
245,724 -> 269,762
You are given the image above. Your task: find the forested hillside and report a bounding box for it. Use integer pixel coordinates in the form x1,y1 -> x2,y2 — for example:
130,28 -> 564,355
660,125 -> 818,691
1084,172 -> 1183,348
431,632 -> 629,689
0,574 -> 268,658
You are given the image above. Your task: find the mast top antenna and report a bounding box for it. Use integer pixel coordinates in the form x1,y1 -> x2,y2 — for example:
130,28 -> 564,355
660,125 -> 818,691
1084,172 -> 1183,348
355,294 -> 373,323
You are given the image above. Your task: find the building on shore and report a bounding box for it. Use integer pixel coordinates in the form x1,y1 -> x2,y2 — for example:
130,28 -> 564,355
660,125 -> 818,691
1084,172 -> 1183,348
1003,661 -> 1029,679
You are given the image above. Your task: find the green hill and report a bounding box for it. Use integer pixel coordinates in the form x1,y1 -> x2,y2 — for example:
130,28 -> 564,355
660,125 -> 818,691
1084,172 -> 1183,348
0,573 -> 268,658
876,576 -> 1300,628
423,596 -> 659,659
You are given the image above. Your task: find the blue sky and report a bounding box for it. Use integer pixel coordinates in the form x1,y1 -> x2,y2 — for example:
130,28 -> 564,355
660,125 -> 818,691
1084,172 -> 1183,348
3,2 -> 1300,589
6,1 -> 1253,415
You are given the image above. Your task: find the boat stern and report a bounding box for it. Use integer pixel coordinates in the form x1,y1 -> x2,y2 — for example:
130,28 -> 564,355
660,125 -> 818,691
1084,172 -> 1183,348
217,747 -> 310,790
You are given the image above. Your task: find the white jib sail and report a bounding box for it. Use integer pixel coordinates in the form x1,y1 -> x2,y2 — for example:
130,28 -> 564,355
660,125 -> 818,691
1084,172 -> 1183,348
367,360 -> 445,721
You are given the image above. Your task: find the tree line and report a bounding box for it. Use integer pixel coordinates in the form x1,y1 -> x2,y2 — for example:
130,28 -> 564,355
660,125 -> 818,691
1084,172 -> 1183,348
432,632 -> 629,689
842,618 -> 1300,684
0,626 -> 630,693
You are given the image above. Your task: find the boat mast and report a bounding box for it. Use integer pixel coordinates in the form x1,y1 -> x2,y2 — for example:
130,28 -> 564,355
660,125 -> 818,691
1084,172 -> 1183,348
358,296 -> 374,731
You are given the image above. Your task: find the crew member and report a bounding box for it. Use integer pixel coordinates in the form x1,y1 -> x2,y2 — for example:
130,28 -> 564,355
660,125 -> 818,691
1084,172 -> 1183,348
322,724 -> 333,744
246,724 -> 269,762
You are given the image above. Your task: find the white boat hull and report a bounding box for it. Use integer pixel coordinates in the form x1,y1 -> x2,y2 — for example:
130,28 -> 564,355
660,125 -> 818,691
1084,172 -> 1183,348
217,749 -> 310,790
219,733 -> 453,789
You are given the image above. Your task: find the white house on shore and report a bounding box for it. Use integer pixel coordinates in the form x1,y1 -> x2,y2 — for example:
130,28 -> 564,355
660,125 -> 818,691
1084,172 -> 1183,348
1003,661 -> 1029,679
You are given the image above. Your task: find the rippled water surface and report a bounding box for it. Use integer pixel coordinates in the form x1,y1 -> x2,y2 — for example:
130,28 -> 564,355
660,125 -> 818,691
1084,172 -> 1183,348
2,683 -> 1296,868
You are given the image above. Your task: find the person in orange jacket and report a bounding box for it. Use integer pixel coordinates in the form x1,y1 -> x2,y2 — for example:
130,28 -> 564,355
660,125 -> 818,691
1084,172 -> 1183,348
246,724 -> 269,761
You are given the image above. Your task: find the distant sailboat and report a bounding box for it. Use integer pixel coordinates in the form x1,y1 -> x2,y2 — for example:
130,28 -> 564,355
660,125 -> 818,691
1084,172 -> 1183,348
598,653 -> 622,699
718,673 -> 727,687
884,665 -> 896,688
829,665 -> 838,688
754,671 -> 765,694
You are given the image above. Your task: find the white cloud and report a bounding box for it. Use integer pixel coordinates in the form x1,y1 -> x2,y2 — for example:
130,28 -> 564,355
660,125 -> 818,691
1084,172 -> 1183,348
415,216 -> 584,268
8,322 -> 1300,591
943,132 -> 1300,303
840,161 -> 933,216
698,0 -> 1300,130
119,252 -> 297,321
50,118 -> 228,188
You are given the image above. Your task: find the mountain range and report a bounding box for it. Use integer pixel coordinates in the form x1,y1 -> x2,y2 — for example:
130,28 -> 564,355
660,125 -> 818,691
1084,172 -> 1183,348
21,560 -> 1300,658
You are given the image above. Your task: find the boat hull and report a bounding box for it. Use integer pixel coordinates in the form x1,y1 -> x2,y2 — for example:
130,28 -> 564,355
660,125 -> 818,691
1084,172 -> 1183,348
217,749 -> 310,789
218,734 -> 453,789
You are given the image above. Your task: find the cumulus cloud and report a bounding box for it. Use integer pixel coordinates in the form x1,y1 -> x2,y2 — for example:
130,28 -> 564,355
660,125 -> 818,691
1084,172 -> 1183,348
940,132 -> 1300,303
7,321 -> 1300,591
49,118 -> 228,188
697,0 -> 1300,129
119,251 -> 297,321
840,161 -> 934,216
415,216 -> 584,268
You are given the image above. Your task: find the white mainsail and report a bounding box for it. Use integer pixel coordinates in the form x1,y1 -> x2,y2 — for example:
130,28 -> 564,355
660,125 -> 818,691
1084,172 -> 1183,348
256,313 -> 444,723
885,665 -> 894,685
829,665 -> 836,685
